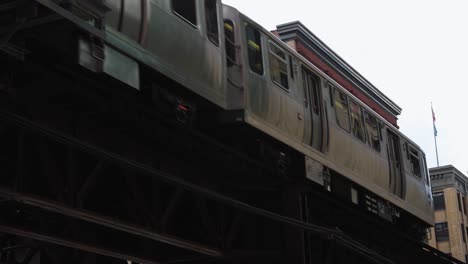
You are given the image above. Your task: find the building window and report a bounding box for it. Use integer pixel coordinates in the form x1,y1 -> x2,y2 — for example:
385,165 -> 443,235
409,147 -> 421,178
172,0 -> 197,26
205,0 -> 219,45
289,56 -> 294,79
334,89 -> 350,132
462,224 -> 466,243
435,222 -> 449,241
464,196 -> 467,215
433,192 -> 445,210
349,100 -> 365,142
364,111 -> 380,151
268,41 -> 289,90
458,192 -> 462,212
246,25 -> 263,75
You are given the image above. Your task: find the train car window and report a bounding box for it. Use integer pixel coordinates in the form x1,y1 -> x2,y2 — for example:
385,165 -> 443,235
172,0 -> 197,26
224,20 -> 235,66
333,89 -> 350,132
268,41 -> 289,90
409,147 -> 421,178
422,155 -> 430,185
433,192 -> 445,210
301,69 -> 309,107
404,142 -> 409,159
328,83 -> 335,107
349,100 -> 365,142
364,111 -> 380,151
311,77 -> 321,114
302,68 -> 321,113
246,24 -> 263,75
205,0 -> 219,46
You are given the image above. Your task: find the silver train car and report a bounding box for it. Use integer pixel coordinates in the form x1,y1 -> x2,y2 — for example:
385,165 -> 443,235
75,0 -> 433,231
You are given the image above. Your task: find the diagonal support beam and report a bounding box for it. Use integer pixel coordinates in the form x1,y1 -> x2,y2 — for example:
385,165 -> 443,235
0,19 -> 26,49
77,160 -> 105,208
225,213 -> 243,251
0,0 -> 37,49
124,170 -> 153,227
160,187 -> 184,233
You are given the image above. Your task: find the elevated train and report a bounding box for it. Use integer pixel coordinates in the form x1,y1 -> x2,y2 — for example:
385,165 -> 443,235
77,0 -> 433,235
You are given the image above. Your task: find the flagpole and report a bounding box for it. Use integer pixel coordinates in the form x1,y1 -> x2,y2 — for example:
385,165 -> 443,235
431,102 -> 440,167
434,129 -> 439,167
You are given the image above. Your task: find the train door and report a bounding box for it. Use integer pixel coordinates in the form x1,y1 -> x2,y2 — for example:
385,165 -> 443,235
301,67 -> 323,151
387,130 -> 405,198
223,18 -> 244,109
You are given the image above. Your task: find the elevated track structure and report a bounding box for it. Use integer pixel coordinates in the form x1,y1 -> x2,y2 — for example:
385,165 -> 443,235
0,1 -> 462,263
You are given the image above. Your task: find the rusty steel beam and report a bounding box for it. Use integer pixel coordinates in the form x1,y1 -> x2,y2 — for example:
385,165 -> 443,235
0,187 -> 223,258
0,225 -> 161,264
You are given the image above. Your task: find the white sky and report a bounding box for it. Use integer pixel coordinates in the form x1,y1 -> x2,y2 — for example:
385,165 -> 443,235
223,0 -> 468,175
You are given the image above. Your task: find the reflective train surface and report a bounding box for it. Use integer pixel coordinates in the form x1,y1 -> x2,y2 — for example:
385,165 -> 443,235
92,0 -> 433,234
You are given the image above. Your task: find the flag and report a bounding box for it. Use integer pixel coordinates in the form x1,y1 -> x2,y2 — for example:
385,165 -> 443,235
432,105 -> 437,137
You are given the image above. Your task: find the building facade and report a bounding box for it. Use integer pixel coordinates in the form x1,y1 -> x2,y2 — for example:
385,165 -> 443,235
273,21 -> 402,127
429,165 -> 468,262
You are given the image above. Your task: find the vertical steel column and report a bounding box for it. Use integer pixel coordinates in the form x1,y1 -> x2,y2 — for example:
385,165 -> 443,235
15,129 -> 27,193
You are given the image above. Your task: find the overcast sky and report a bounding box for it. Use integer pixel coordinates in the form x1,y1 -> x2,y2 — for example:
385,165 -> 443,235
223,0 -> 468,175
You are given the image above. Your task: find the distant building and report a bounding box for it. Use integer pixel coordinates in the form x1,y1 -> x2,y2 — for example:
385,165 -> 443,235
428,165 -> 468,262
273,21 -> 402,127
